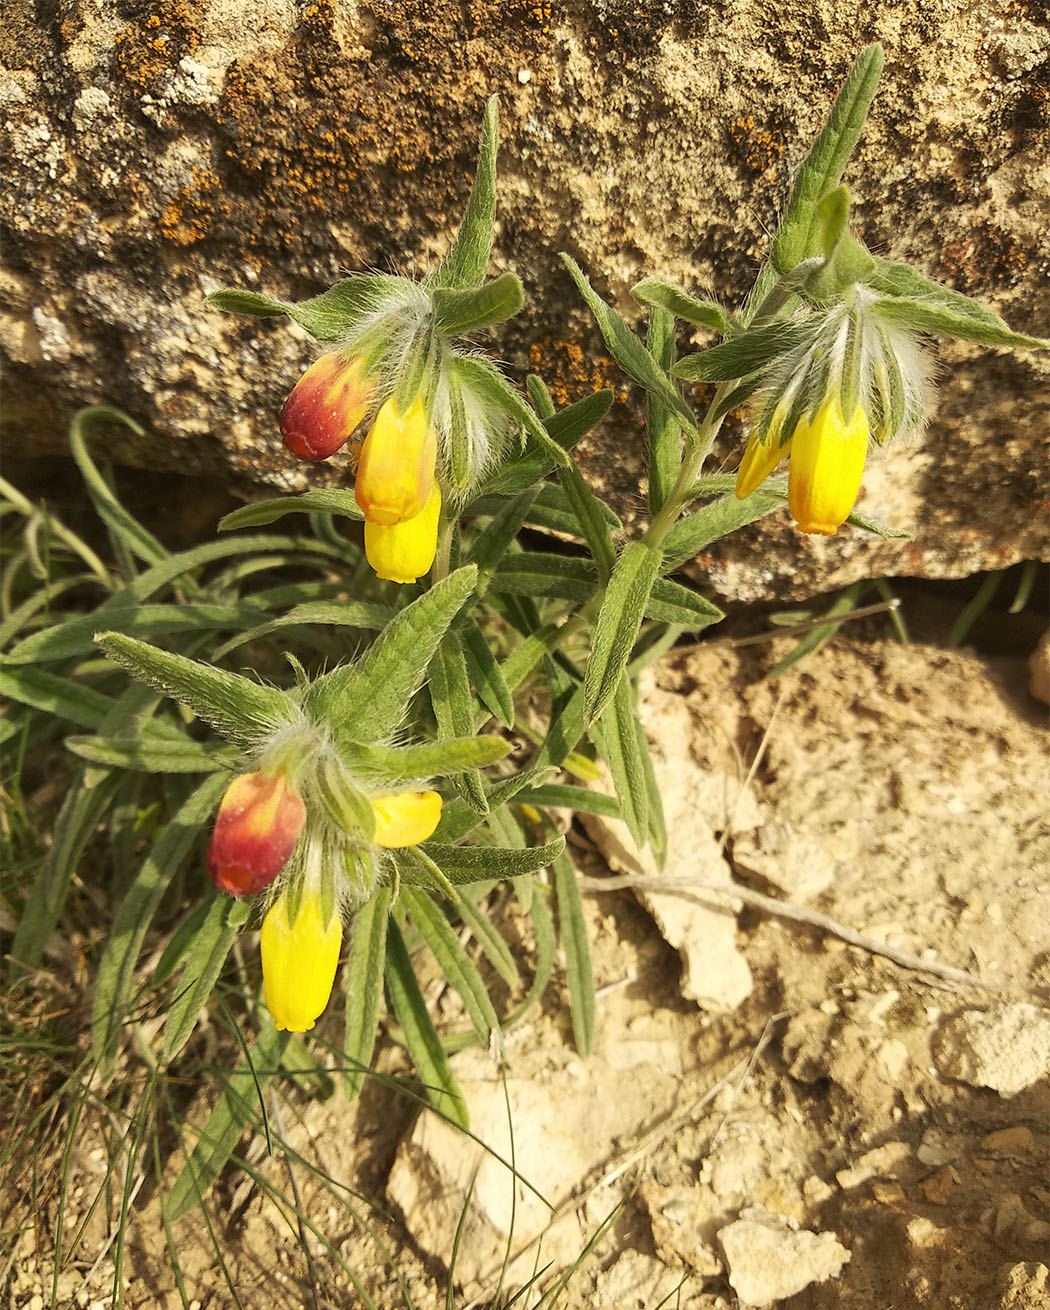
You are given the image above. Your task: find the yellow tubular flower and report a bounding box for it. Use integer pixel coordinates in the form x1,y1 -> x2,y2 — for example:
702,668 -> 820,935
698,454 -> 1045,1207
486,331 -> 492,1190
370,790 -> 443,848
355,394 -> 437,525
261,888 -> 342,1033
364,481 -> 442,584
787,400 -> 870,535
735,428 -> 789,500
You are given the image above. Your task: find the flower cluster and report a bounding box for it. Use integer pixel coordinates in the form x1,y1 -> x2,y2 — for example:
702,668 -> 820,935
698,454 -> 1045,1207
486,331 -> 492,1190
206,755 -> 442,1033
279,352 -> 445,583
735,287 -> 931,535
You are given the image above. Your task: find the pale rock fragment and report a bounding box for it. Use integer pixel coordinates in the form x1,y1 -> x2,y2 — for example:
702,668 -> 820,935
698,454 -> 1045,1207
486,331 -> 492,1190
932,1004 -> 1050,1098
718,1214 -> 850,1306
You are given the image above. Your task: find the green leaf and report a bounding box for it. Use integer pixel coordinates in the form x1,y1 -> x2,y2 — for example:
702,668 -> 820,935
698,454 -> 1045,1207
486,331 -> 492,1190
557,460 -> 617,583
661,490 -> 785,569
402,886 -> 500,1046
672,320 -> 816,382
208,274 -> 409,341
93,773 -> 229,1073
638,719 -> 668,870
591,672 -> 648,847
429,634 -> 488,813
873,296 -> 1049,351
210,599 -> 395,660
95,632 -> 295,750
70,407 -> 168,567
646,306 -> 682,517
455,885 -> 520,988
343,887 -> 391,1102
167,1019 -> 291,1220
768,44 -> 885,281
645,578 -> 724,628
584,541 -> 664,724
461,617 -> 515,728
471,390 -> 614,498
561,255 -> 699,437
0,666 -> 115,731
410,837 -> 565,885
305,566 -> 478,742
432,95 -> 499,291
509,484 -> 623,539
467,490 -> 539,577
488,553 -> 598,603
432,272 -> 524,337
10,768 -> 123,970
163,896 -> 249,1060
4,602 -> 267,665
552,850 -> 594,1056
515,783 -> 621,818
219,490 -> 365,531
632,279 -> 737,335
385,919 -> 469,1127
343,735 -> 511,784
64,729 -> 237,773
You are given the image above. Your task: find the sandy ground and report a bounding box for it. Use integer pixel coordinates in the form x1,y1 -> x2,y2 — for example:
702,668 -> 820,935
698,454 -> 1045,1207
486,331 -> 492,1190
9,623 -> 1050,1310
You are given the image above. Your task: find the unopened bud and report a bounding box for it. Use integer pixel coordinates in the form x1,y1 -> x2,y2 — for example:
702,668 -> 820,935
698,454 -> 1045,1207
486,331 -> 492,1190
206,771 -> 306,896
281,353 -> 375,461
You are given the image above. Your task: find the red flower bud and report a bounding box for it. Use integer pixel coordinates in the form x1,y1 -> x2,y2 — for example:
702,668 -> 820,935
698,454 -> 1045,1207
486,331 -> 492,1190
280,353 -> 376,461
206,771 -> 306,896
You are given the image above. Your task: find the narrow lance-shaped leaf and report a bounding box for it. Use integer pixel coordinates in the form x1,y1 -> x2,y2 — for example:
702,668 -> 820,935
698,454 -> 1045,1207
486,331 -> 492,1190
385,919 -> 469,1128
429,634 -> 488,814
344,886 -> 391,1103
561,255 -> 700,437
672,320 -> 817,383
584,541 -> 664,724
591,671 -> 648,848
432,95 -> 499,291
341,735 -> 511,784
401,886 -> 500,1046
873,296 -> 1049,351
552,849 -> 595,1057
163,897 -> 251,1061
93,773 -> 229,1073
219,489 -> 365,531
432,272 -> 524,337
207,274 -> 409,340
408,836 -> 565,885
488,551 -> 598,602
645,306 -> 682,516
95,631 -> 296,751
305,566 -> 478,742
461,617 -> 515,728
645,577 -> 724,629
453,354 -> 570,469
767,44 -> 885,285
64,730 -> 237,774
0,666 -> 115,731
558,459 -> 617,583
632,279 -> 738,336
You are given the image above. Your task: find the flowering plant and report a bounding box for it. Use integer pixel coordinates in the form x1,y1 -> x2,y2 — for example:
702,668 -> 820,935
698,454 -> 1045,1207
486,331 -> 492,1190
3,44 -> 1044,1220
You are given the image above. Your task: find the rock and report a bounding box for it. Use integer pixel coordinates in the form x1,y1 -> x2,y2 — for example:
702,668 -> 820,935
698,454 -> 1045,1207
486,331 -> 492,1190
591,1250 -> 695,1309
4,4 -> 1048,600
932,1004 -> 1050,1098
386,1044 -> 677,1286
730,824 -> 836,900
718,1214 -> 851,1306
639,1183 -> 723,1278
835,1141 -> 911,1190
995,1262 -> 1050,1310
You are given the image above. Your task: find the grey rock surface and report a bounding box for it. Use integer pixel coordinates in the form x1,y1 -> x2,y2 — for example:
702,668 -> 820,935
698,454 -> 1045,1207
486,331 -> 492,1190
3,1 -> 1048,599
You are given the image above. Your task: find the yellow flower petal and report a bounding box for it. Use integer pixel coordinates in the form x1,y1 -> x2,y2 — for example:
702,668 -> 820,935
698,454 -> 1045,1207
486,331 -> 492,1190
370,790 -> 443,848
364,481 -> 442,584
261,889 -> 342,1033
735,425 -> 790,500
355,394 -> 437,525
788,400 -> 870,535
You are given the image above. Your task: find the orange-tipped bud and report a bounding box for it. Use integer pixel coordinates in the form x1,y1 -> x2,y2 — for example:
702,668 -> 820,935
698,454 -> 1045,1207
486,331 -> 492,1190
370,790 -> 443,848
281,353 -> 375,461
206,771 -> 306,897
364,481 -> 441,584
788,400 -> 870,535
261,888 -> 342,1032
355,395 -> 437,525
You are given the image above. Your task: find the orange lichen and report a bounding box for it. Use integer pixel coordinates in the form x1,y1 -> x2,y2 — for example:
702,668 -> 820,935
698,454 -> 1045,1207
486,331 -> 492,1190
114,0 -> 199,91
940,220 -> 1030,293
159,170 -> 228,246
528,337 -> 630,409
727,114 -> 786,175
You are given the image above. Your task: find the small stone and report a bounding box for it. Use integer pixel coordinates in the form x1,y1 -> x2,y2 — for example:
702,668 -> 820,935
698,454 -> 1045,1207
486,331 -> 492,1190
517,68 -> 531,84
981,1127 -> 1037,1155
719,1216 -> 850,1306
872,1181 -> 906,1204
995,1261 -> 1050,1310
836,1142 -> 911,1190
932,1005 -> 1050,1098
919,1165 -> 959,1204
1028,632 -> 1050,706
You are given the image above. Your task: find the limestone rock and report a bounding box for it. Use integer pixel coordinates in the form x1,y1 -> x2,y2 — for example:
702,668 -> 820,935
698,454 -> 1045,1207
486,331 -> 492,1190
4,3 -> 1048,600
932,1004 -> 1050,1098
718,1214 -> 851,1306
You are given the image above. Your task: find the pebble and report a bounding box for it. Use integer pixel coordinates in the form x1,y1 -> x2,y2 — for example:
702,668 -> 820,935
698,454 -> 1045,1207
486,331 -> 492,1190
719,1216 -> 850,1306
932,1004 -> 1050,1098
